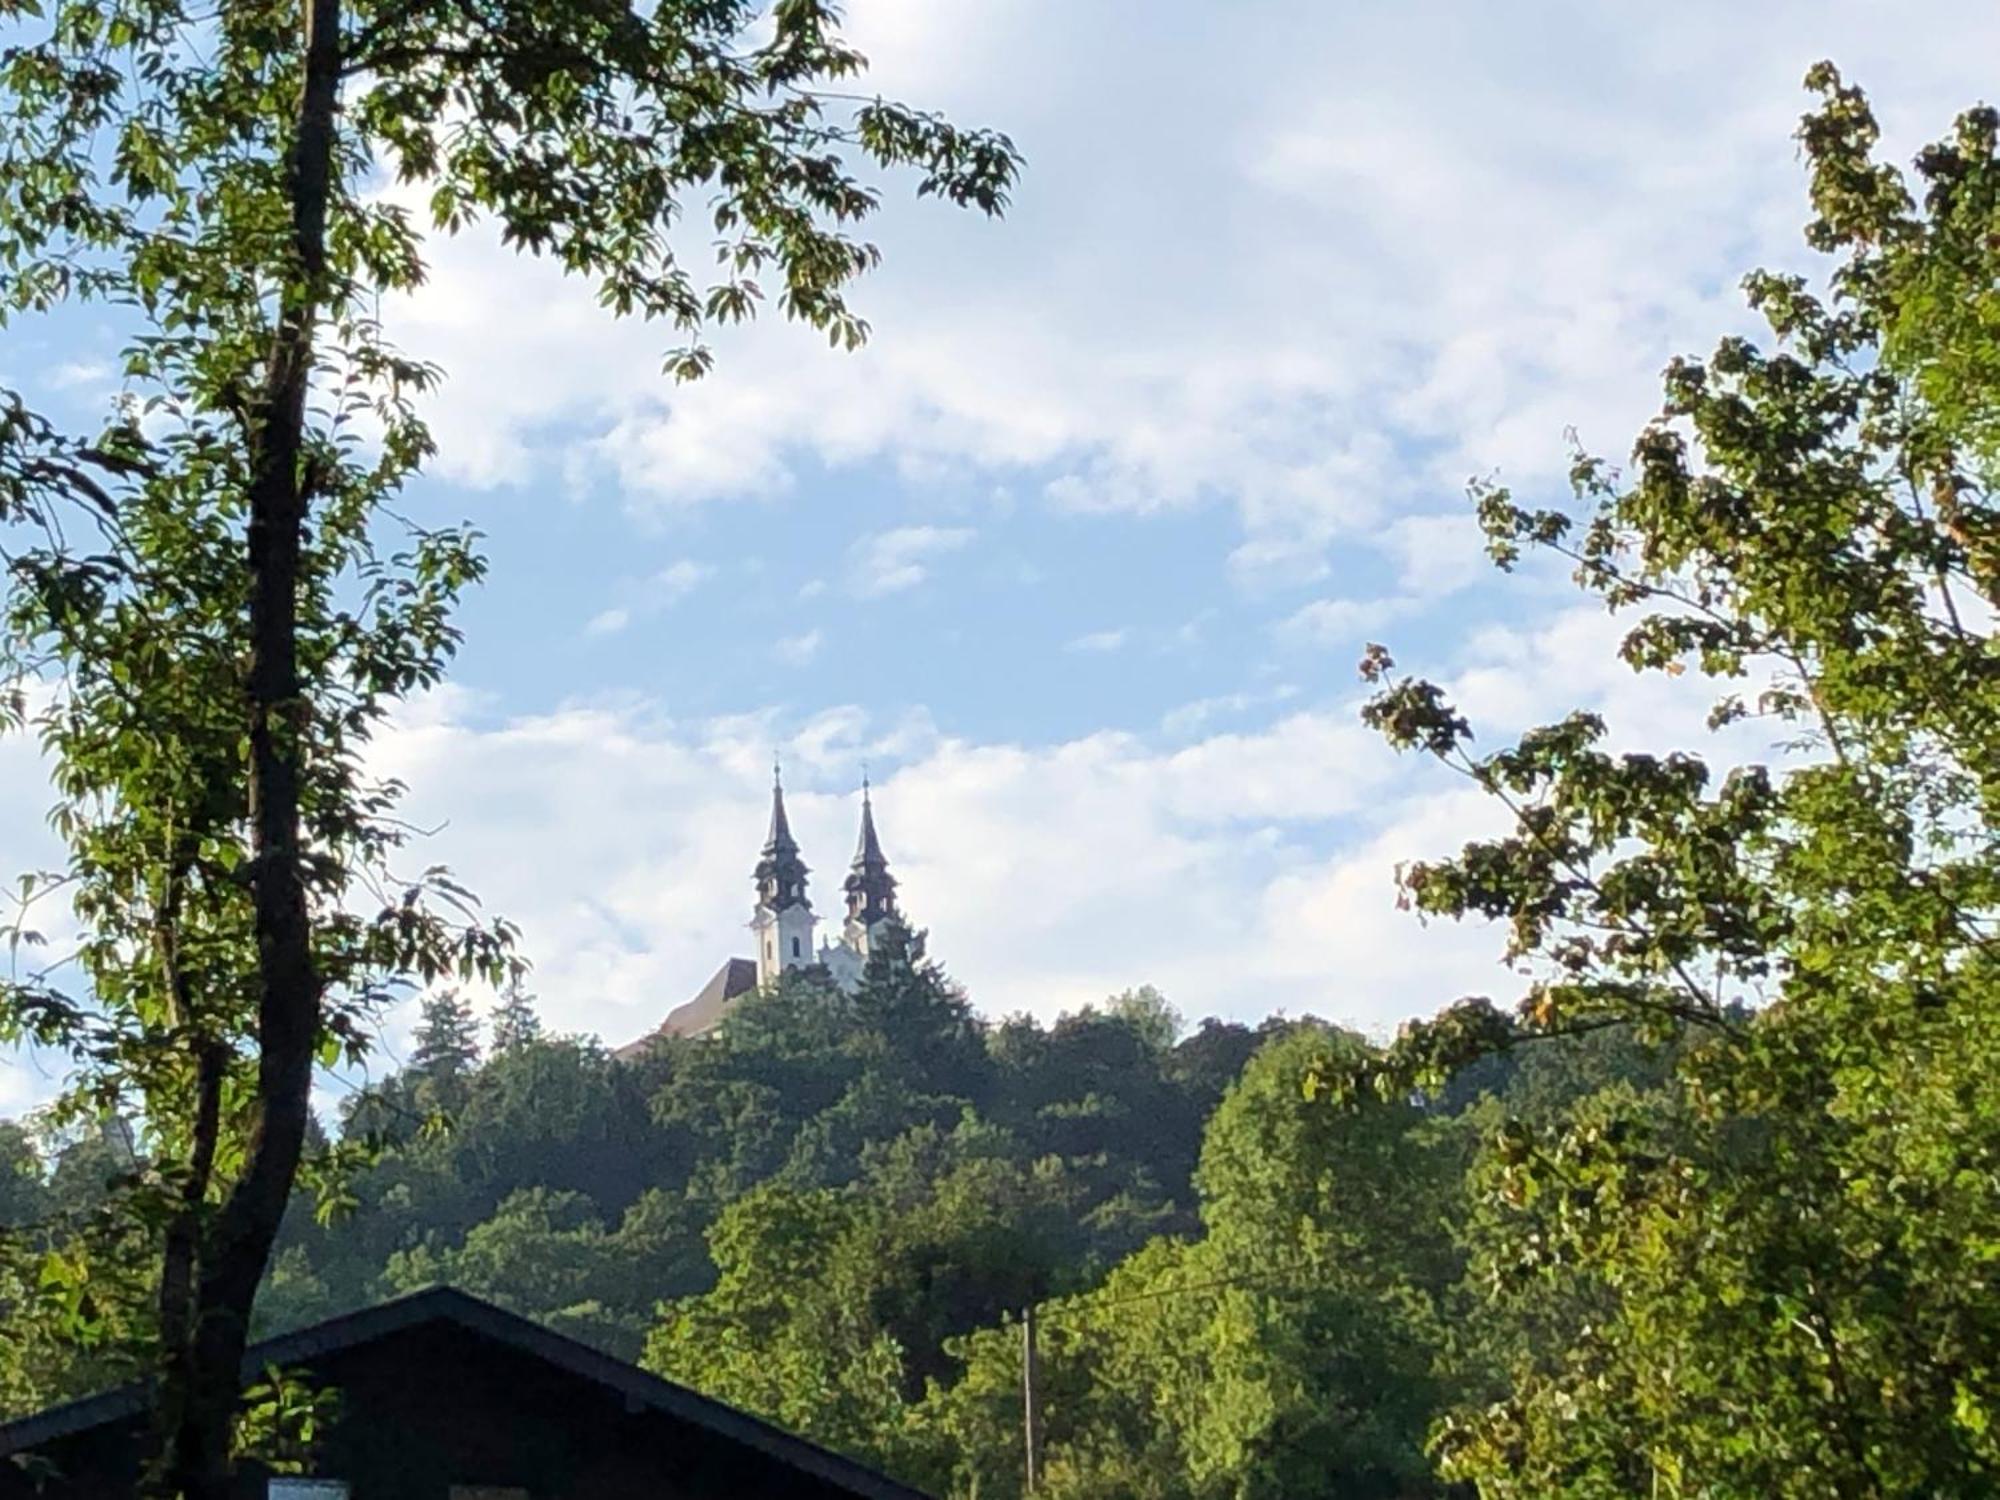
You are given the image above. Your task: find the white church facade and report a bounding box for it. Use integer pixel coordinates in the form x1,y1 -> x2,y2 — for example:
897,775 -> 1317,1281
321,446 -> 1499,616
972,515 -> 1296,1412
619,768 -> 903,1051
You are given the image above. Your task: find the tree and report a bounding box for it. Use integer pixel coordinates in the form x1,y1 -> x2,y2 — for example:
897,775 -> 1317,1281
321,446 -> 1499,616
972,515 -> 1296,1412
985,996 -> 1207,1218
0,1 -> 1017,1492
382,1183 -> 706,1359
1103,985 -> 1182,1053
1322,65 -> 2000,1497
309,1030 -> 684,1312
844,919 -> 993,1105
646,1132 -> 1092,1477
488,978 -> 542,1053
0,1122 -> 50,1231
645,1182 -> 910,1464
918,1025 -> 1464,1500
407,990 -> 479,1092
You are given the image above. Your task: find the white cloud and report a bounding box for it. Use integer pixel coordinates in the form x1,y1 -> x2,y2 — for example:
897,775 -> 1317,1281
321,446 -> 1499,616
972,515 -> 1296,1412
1159,683 -> 1301,738
358,688 -> 1492,1041
1380,512 -> 1494,598
774,628 -> 825,665
1279,596 -> 1413,648
49,360 -> 110,391
1254,783 -> 1515,1013
1161,693 -> 1254,737
583,559 -> 715,638
312,608 -> 1738,1053
653,559 -> 715,602
1064,628 -> 1128,654
847,526 -> 975,598
374,1 -> 2000,578
0,1054 -> 63,1119
1444,601 -> 1785,762
0,604 -> 1777,1113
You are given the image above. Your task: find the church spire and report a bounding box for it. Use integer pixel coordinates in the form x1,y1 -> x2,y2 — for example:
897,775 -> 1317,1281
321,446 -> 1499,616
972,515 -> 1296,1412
843,774 -> 898,931
755,758 -> 810,913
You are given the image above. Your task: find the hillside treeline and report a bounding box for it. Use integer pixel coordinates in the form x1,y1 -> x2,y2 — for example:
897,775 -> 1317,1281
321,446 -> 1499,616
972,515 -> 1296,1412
0,919 -> 1672,1498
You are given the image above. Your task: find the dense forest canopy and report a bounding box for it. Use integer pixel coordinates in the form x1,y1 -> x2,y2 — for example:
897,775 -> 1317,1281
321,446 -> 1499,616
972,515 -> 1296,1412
1,918 -> 1678,1497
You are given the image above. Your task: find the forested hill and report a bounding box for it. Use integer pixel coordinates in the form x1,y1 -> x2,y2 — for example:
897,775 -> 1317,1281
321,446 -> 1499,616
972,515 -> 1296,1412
0,914 -> 1674,1499
267,921 -> 1278,1361
0,917 -> 1671,1496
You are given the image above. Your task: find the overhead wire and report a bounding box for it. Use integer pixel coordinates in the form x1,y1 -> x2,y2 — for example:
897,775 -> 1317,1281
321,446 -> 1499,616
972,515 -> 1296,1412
1031,1260 -> 1329,1331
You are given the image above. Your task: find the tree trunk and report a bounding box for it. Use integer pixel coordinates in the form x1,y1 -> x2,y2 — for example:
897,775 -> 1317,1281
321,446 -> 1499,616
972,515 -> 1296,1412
151,1034 -> 227,1498
154,0 -> 342,1492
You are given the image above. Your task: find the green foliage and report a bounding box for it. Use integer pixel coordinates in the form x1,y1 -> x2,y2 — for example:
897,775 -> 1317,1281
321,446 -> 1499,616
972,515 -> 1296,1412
4,20 -> 1989,1499
384,1185 -> 706,1358
0,0 -> 1015,1484
0,1115 -> 159,1415
236,975 -> 1287,1488
0,961 -> 1655,1498
0,1121 -> 53,1230
488,978 -> 543,1053
645,1183 -> 912,1460
232,1365 -> 339,1476
1323,64 -> 2000,1500
912,1026 -> 1468,1500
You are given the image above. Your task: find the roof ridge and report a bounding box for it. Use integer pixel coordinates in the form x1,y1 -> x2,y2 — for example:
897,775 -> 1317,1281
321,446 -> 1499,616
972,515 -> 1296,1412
0,1287 -> 935,1500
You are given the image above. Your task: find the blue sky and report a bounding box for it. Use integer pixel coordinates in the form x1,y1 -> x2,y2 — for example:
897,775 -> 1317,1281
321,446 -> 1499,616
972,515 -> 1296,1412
4,0 -> 1999,1096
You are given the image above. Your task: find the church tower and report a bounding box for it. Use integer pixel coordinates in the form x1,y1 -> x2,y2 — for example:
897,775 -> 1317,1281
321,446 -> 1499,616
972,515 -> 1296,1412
620,766 -> 929,1052
751,762 -> 816,988
842,777 -> 899,961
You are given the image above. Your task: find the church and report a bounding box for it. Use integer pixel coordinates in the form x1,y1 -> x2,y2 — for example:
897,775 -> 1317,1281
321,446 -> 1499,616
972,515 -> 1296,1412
619,767 -> 903,1051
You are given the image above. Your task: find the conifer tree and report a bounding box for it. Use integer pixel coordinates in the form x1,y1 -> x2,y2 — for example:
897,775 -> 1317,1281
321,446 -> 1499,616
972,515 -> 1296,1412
409,991 -> 481,1090
489,979 -> 543,1054
849,920 -> 989,1103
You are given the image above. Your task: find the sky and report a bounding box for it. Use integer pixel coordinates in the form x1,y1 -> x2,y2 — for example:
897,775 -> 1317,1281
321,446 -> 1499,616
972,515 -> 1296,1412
4,0 -> 1999,1101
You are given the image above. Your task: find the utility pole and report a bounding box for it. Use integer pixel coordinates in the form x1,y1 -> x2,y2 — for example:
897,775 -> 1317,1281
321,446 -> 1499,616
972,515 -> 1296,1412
1022,1303 -> 1041,1493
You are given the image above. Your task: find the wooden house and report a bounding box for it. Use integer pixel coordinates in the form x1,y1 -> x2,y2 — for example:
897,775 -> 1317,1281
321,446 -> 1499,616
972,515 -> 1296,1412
0,1287 -> 932,1499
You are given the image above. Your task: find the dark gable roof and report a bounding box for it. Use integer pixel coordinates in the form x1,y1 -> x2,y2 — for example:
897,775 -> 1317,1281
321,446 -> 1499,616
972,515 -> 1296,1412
0,1287 -> 932,1500
613,956 -> 759,1058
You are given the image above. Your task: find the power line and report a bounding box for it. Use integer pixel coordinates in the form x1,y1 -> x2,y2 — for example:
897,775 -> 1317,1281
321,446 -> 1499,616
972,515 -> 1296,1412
1032,1261 -> 1326,1330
